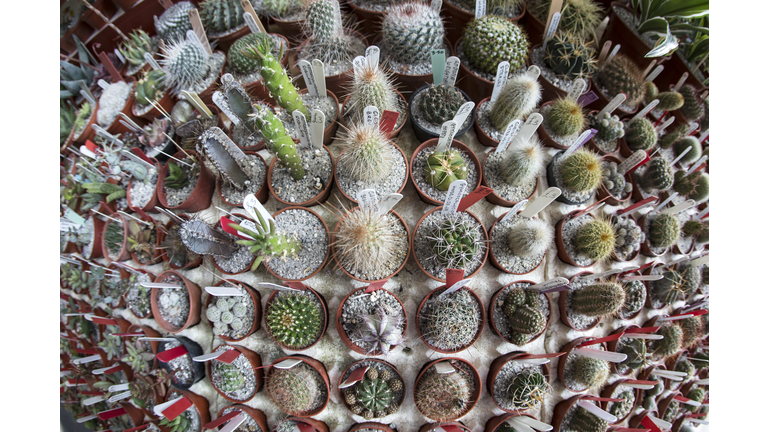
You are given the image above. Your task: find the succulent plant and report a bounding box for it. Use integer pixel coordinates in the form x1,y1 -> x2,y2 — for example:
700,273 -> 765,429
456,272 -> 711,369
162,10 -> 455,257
60,101 -> 75,144
533,0 -> 604,41
625,117 -> 657,151
601,161 -> 632,197
463,15 -> 529,74
122,340 -> 155,374
648,324 -> 683,359
346,62 -> 403,126
135,69 -> 167,106
639,157 -> 674,191
241,37 -> 308,116
504,297 -> 546,334
420,83 -> 466,126
250,105 -> 305,180
648,213 -> 680,249
138,117 -> 172,148
455,0 -> 525,16
159,411 -> 192,432
572,355 -> 610,388
336,122 -> 398,184
678,84 -> 705,121
644,81 -> 659,103
82,182 -> 126,203
658,124 -> 687,149
589,111 -> 624,143
165,162 -> 189,189
213,362 -> 245,392
228,32 -> 278,75
642,374 -> 664,410
229,210 -> 302,270
60,56 -> 95,99
267,361 -> 322,414
263,0 -> 301,17
561,149 -> 602,192
490,73 -> 541,131
574,217 -> 616,261
179,219 -> 239,257
334,207 -> 404,279
421,288 -> 481,351
98,330 -> 123,361
618,338 -> 647,371
425,149 -> 468,191
675,357 -> 696,380
620,279 -> 646,316
119,29 -> 154,68
154,1 -> 195,43
543,31 -> 597,79
547,97 -> 585,136
572,282 -> 626,317
656,91 -> 685,111
685,387 -> 706,411
673,136 -> 702,165
300,0 -> 364,68
652,270 -> 689,304
429,216 -> 484,270
73,102 -> 92,136
160,32 -> 213,95
199,0 -> 246,34
608,389 -> 635,419
265,292 -> 322,349
673,170 -> 709,202
501,136 -> 545,186
350,370 -> 398,418
414,363 -> 472,421
507,368 -> 549,409
595,53 -> 645,106
208,294 -> 251,338
381,2 -> 444,63
196,126 -> 250,190
690,349 -> 708,369
507,218 -> 553,259
349,305 -> 405,355
128,370 -> 171,408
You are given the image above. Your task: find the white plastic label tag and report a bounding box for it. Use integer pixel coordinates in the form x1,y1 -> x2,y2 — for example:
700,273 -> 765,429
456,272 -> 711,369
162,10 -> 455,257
618,150 -> 647,175
435,361 -> 456,374
444,56 -> 460,86
500,199 -> 528,223
475,0 -> 486,18
566,78 -> 587,102
435,120 -> 458,152
629,99 -> 659,125
204,286 -> 244,296
378,193 -> 403,215
312,59 -> 327,96
452,101 -> 475,127
310,110 -> 325,150
439,278 -> 472,298
356,189 -> 379,212
243,194 -> 274,225
490,61 -> 510,107
599,93 -> 627,118
363,105 -> 380,128
495,119 -> 522,153
365,45 -> 380,69
293,111 -> 311,149
297,60 -> 319,97
645,65 -> 664,83
519,187 -> 561,218
441,180 -> 467,215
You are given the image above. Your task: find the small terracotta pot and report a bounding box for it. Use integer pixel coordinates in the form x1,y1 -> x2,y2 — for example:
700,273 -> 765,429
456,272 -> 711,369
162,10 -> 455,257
554,210 -> 598,268
164,388 -> 210,430
206,344 -> 263,403
485,413 -> 537,432
216,405 -> 269,432
263,206 -> 330,282
149,270 -> 202,334
546,151 -> 595,205
487,351 -> 551,413
488,282 -> 551,344
409,139 -> 483,206
408,84 -> 475,143
156,149 -> 216,212
350,422 -> 396,432
557,337 -> 608,393
482,149 -> 540,207
559,271 -> 602,331
334,142 -> 409,205
338,359 -> 405,416
83,208 -> 107,260
657,391 -> 683,424
340,90 -> 408,139
277,417 -> 329,432
266,144 -> 335,207
374,36 -> 455,94
336,285 -> 407,355
293,31 -> 365,100
600,378 -> 641,424
551,394 -> 596,432
596,154 -> 631,205
265,355 -> 330,417
126,159 -> 162,213
487,213 -> 545,274
267,16 -> 304,42
602,2 -> 658,74
413,357 -> 482,421
72,101 -> 100,144
204,279 -> 261,342
131,88 -> 175,121
210,25 -> 250,52
158,336 -> 206,390
263,284 -> 328,351
416,286 -> 485,353
101,213 -> 132,264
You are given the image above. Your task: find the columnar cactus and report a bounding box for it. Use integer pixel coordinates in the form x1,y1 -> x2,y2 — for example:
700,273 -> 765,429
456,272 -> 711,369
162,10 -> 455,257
639,157 -> 674,191
656,91 -> 685,111
414,365 -> 472,421
228,32 -> 277,74
154,1 -> 195,43
265,292 -> 322,349
673,136 -> 702,165
304,0 -> 338,40
573,355 -> 610,388
463,15 -> 529,74
547,97 -> 585,136
119,30 -> 154,67
507,218 -> 553,259
625,117 -> 657,151
561,149 -> 602,192
490,73 -> 541,131
267,362 -> 322,414
420,84 -> 466,126
501,136 -> 545,186
589,111 -> 624,143
648,214 -> 680,249
678,84 -> 705,121
507,369 -> 549,409
381,2 -> 444,63
215,74 -> 257,133
179,219 -> 239,257
346,62 -> 402,125
336,122 -> 397,184
544,31 -> 597,79
425,149 -> 468,191
263,0 -> 301,17
301,0 -> 363,66
251,105 -> 305,180
241,38 -> 308,115
674,171 -> 709,202
429,217 -> 484,270
199,0 -> 245,34
595,53 -> 645,106
161,33 -> 212,95
571,282 -> 626,317
574,218 -> 616,261
82,182 -> 126,203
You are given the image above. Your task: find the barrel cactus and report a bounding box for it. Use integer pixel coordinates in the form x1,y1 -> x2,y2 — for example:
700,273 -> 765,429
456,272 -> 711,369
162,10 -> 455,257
673,136 -> 702,165
644,81 -> 659,103
381,2 -> 444,63
419,83 -> 466,126
154,1 -> 195,43
463,15 -> 529,74
589,111 -> 624,143
639,157 -> 674,192
346,62 -> 403,126
649,324 -> 683,359
571,282 -> 626,317
648,213 -> 680,249
674,170 -> 709,202
561,149 -> 602,192
547,97 -> 585,137
429,216 -> 484,270
574,218 -> 615,261
490,73 -> 541,131
507,217 -> 552,259
543,31 -> 597,79
199,0 -> 245,34
678,84 -> 705,121
425,149 -> 468,191
135,69 -> 166,106
160,33 -> 212,95
595,53 -> 645,106
572,355 -> 610,389
624,117 -> 657,151
301,0 -> 364,67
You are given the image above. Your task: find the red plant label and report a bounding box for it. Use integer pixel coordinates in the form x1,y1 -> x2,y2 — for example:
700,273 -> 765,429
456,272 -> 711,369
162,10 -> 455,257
640,416 -> 662,432
689,309 -> 708,316
339,366 -> 369,388
216,349 -> 241,365
578,333 -> 624,347
456,186 -> 494,212
102,365 -> 122,375
517,352 -> 566,359
91,317 -> 118,326
203,410 -> 241,429
624,379 -> 660,386
624,326 -> 660,334
130,147 -> 153,164
85,139 -> 99,154
160,397 -> 193,421
364,280 -> 387,293
379,110 -> 399,137
157,345 -> 188,362
296,423 -> 316,432
674,395 -> 691,402
581,396 -> 625,402
284,282 -> 307,291
611,429 -> 650,432
687,413 -> 708,418
445,269 -> 465,288
220,216 -> 251,240
97,407 -> 126,420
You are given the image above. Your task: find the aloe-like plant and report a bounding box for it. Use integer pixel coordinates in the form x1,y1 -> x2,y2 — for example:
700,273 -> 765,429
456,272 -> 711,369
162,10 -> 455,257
349,305 -> 405,355
229,210 -> 302,270
628,0 -> 709,57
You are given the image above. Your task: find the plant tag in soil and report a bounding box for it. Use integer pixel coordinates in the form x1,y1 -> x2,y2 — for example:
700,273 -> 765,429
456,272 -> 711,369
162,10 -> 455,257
512,416 -> 554,431
292,110 -> 311,149
576,400 -> 618,423
435,120 -> 458,153
674,395 -> 701,406
205,286 -> 244,296
646,415 -> 672,431
357,188 -> 379,212
297,60 -> 319,97
452,101 -> 475,128
216,349 -> 241,364
218,413 -> 247,432
108,391 -> 132,403
529,277 -> 570,293
698,128 -> 709,142
72,354 -> 101,364
629,99 -> 659,125
378,193 -> 403,215
652,192 -> 678,214
181,91 -> 214,119
83,395 -> 106,406
563,129 -> 597,157
566,78 -> 587,102
645,65 -> 664,84
686,155 -> 708,175
98,79 -> 110,90
64,208 -> 86,226
598,93 -> 627,118
363,105 -> 380,128
431,0 -> 442,11
366,45 -> 380,69
490,61 -> 510,107
257,282 -> 303,292
543,12 -> 561,47
673,72 -> 689,92
76,415 -> 98,424
661,199 -> 696,215
519,187 -> 561,218
495,119 -> 522,154
157,396 -> 192,420
379,110 -> 399,137
444,56 -> 461,86
80,144 -> 97,159
243,194 -> 274,226
577,90 -> 598,107
193,351 -> 226,362
445,268 -> 464,287
688,254 -> 709,266
157,345 -> 188,362
435,361 -> 456,374
311,60 -> 327,96
310,109 -> 325,150
457,185 -> 493,212
695,205 -> 708,220
80,89 -> 97,109
98,407 -> 127,421
187,12 -> 212,55
621,274 -> 663,282
574,347 -> 627,363
617,196 -> 657,215
239,0 -> 266,33
204,411 -> 242,430
655,116 -> 675,134
618,150 -> 647,175
439,278 -> 472,299
441,179 -> 467,215
474,0 -> 486,17
500,199 -> 528,223
221,216 -> 254,240
527,65 -> 541,81
140,282 -> 182,289
605,43 -> 621,64
213,91 -> 240,126
623,381 -> 658,390
273,358 -> 302,369
516,113 -> 543,143
686,122 -> 699,136
142,52 -> 161,71
430,49 -> 446,84
597,40 -> 612,68
352,56 -> 367,75
339,366 -> 369,388
243,11 -> 262,33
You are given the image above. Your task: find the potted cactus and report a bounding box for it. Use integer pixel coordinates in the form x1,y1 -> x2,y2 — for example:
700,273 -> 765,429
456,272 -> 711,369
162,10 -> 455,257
416,285 -> 485,353
156,149 -> 216,212
342,60 -> 407,137
118,29 -> 157,77
526,0 -> 605,44
444,0 -> 526,44
631,156 -> 675,201
177,214 -> 258,275
558,337 -> 612,392
673,170 -> 709,203
482,134 -> 545,206
264,355 -> 330,417
488,282 -> 551,345
676,84 -> 707,123
159,31 -> 226,102
560,276 -> 627,330
206,345 -> 263,403
555,211 -> 617,267
158,388 -> 210,432
409,81 -> 474,143
597,155 -> 633,204
647,265 -> 700,309
226,31 -> 289,102
204,279 -> 261,342
409,138 -> 482,205
131,69 -> 174,121
413,358 -> 481,421
263,285 -> 328,350
546,148 -> 603,205
532,32 -> 597,100
336,286 -> 407,355
551,394 -> 611,432
639,211 -> 682,256
260,0 -> 304,38
620,115 -> 658,157
539,96 -> 587,149
96,79 -> 137,135
149,270 -> 202,334
488,210 -> 552,274
585,110 -> 625,154
213,72 -> 274,150
592,53 -> 646,115
474,72 -> 542,147
214,405 -> 269,432
339,359 -> 405,420
197,0 -> 253,50
154,1 -> 195,44
487,351 -> 551,413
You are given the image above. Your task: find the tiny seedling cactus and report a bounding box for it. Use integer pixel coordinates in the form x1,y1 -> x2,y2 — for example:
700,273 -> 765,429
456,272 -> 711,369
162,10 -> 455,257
428,216 -> 484,270
656,91 -> 685,111
561,149 -> 602,192
265,292 -> 322,349
381,2 -> 445,64
419,83 -> 466,126
199,0 -> 246,34
624,117 -> 657,151
574,217 -> 616,261
119,29 -> 154,68
421,288 -> 481,350
648,213 -> 680,249
229,210 -> 302,270
336,122 -> 398,184
414,363 -> 472,421
334,207 -> 404,279
658,124 -> 687,149
673,170 -> 709,202
639,157 -> 674,192
648,324 -> 683,359
507,368 -> 549,409
589,111 -> 625,143
571,282 -> 626,317
425,149 -> 468,191
618,338 -> 647,371
673,136 -> 702,165
675,358 -> 696,380
507,217 -> 553,259
595,53 -> 645,106
154,1 -> 195,43
266,361 -> 322,414
678,84 -> 705,121
490,73 -> 541,131
501,136 -> 546,186
165,162 -> 189,189
463,15 -> 529,74
250,105 -> 305,180
241,37 -> 308,116
543,31 -> 597,79
572,355 -> 610,389
547,97 -> 585,137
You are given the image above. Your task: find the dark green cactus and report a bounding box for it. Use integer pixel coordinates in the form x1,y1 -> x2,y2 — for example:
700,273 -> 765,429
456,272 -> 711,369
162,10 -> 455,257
595,53 -> 645,106
265,292 -> 322,349
673,136 -> 702,165
678,84 -> 705,121
675,358 -> 696,380
165,162 -> 189,189
425,149 -> 468,191
463,15 -> 529,74
644,81 -> 658,104
429,217 -> 484,270
625,117 -> 657,151
543,31 -> 597,79
507,369 -> 548,409
381,2 -> 445,63
674,171 -> 709,202
685,388 -> 706,411
658,125 -> 686,149
251,105 -> 305,180
656,91 -> 685,111
682,220 -> 705,237
355,377 -> 394,417
618,338 -> 647,371
547,97 -> 585,136
490,73 -> 541,131
214,362 -> 245,392
301,0 -> 363,69
648,214 -> 680,249
420,83 -> 466,126
241,38 -> 308,116
561,149 -> 602,192
690,349 -> 708,369
573,355 -> 610,389
135,69 -> 166,106
571,282 -> 626,317
119,29 -> 154,67
154,1 -> 195,43
621,280 -> 646,317
609,389 -> 635,419
569,405 -> 608,432
161,34 -> 212,95
304,0 -> 337,40
263,0 -> 301,17
82,182 -> 126,203
649,324 -> 683,358
507,304 -> 547,335
267,362 -> 322,414
653,270 -> 687,304
199,0 -> 245,34
639,157 -> 674,191
228,32 -> 276,74
574,218 -> 616,261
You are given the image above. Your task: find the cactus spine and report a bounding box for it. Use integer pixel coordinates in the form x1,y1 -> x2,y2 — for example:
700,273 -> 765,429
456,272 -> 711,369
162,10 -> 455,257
490,73 -> 542,131
573,355 -> 610,388
382,2 -> 445,63
119,30 -> 154,67
230,210 -> 302,270
649,324 -> 683,358
571,282 -> 626,317
334,207 -> 403,279
507,218 -> 552,259
624,117 -> 657,151
179,219 -> 239,257
154,1 -> 195,43
165,162 -> 189,189
547,97 -> 585,136
336,122 -> 397,184
229,32 -> 277,75
346,62 -> 402,126
199,0 -> 245,34
196,127 -> 250,190
251,105 -> 305,180
501,136 -> 545,186
674,171 -> 709,202
673,136 -> 702,165
644,81 -> 659,103
543,32 -> 597,79
429,217 -> 484,270
507,369 -> 549,409
414,364 -> 472,421
241,38 -> 308,116
425,149 -> 468,191
420,83 -> 466,126
590,111 -> 624,143
678,84 -> 705,121
574,218 -> 615,261
639,157 -> 674,191
463,15 -> 529,74
265,292 -> 322,349
561,149 -> 602,192
618,338 -> 647,371
621,279 -> 646,316
160,33 -> 212,95
267,362 -> 322,414
135,69 -> 166,106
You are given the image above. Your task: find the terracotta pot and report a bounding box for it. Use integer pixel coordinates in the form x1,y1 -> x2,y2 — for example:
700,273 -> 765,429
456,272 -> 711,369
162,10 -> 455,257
488,282 -> 551,344
346,1 -> 384,44
546,151 -> 595,205
263,206 -> 330,282
101,213 -> 132,263
263,284 -> 328,351
334,142 -> 409,205
409,139 -> 483,206
216,152 -> 269,204
338,359 -> 405,416
350,422 -> 396,432
559,271 -> 604,331
444,0 -> 525,46
293,31 -> 364,100
408,84 -> 475,143
600,378 -> 641,424
454,38 -> 528,103
110,0 -> 141,10
126,159 -> 162,213
267,16 -> 304,42
485,413 -> 537,432
164,388 -> 211,430
297,88 -> 340,147
216,405 -> 269,432
627,410 -> 660,430
158,337 -> 206,390
596,154 -> 631,205
487,211 -> 545,275
206,344 -> 263,403
551,394 -> 596,432
276,417 -> 330,432
416,286 -> 485,353
336,285 -> 407,355
197,51 -> 228,105
204,279 -> 261,342
149,270 -> 202,334
473,97 -> 501,148
156,149 -> 216,212
265,355 -> 330,417
238,34 -> 290,107
132,88 -> 175,121
606,325 -> 639,377
557,337 -> 608,393
555,210 -> 598,268
412,206 -> 489,282
331,209 -> 410,283
340,90 -> 408,139
72,101 -> 100,144
413,357 -> 482,421
118,401 -> 146,427
266,145 -> 335,207
657,391 -> 684,424
210,25 -> 251,52
487,351 -> 551,413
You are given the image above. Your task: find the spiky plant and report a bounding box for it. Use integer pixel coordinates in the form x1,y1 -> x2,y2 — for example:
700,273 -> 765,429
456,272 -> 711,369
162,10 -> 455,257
503,288 -> 546,342
571,282 -> 626,317
263,0 -> 302,18
351,371 -> 396,419
229,210 -> 302,270
652,270 -> 687,305
213,73 -> 259,135
334,207 -> 404,279
601,160 -> 632,197
620,279 -> 646,317
428,216 -> 485,270
135,69 -> 167,107
561,149 -> 602,192
300,0 -> 364,68
673,136 -> 702,165
199,0 -> 246,34
463,15 -> 529,73
228,32 -> 279,75
420,83 -> 466,126
119,29 -> 154,68
685,388 -> 706,412
103,219 -> 125,257
608,389 -> 635,419
658,124 -> 687,149
336,122 -> 398,184
425,149 -> 468,191
530,0 -> 604,41
656,91 -> 685,111
572,355 -> 610,388
574,217 -> 616,261
648,213 -> 680,249
154,1 -> 195,43
196,127 -> 251,190
547,97 -> 585,136
507,368 -> 549,409
639,157 -> 674,192
381,1 -> 444,64
160,32 -> 213,95
82,182 -> 126,203
250,105 -> 305,180
543,31 -> 597,79
414,364 -> 472,421
648,324 -> 683,359
490,72 -> 541,131
675,358 -> 696,380
595,53 -> 645,106
618,338 -> 647,371
420,288 -> 481,351
266,362 -> 322,414
265,292 -> 322,349
507,217 -> 553,258
213,362 -> 245,393
165,162 -> 189,189
624,117 -> 657,151
679,315 -> 704,348
349,305 -> 405,355
241,37 -> 309,116
346,62 -> 403,126
501,135 -> 545,186
673,170 -> 709,202
644,81 -> 659,104
179,219 -> 239,257
159,411 -> 192,432
678,84 -> 705,121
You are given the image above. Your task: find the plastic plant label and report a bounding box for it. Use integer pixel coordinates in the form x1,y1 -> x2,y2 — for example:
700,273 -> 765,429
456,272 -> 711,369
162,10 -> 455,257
97,79 -> 110,90
203,410 -> 242,430
356,189 -> 379,212
378,193 -> 403,215
441,179 -> 467,215
311,59 -> 327,96
435,120 -> 458,153
140,282 -> 182,289
655,116 -> 675,133
72,354 -> 101,365
698,129 -> 709,142
80,145 -> 97,159
686,122 -> 699,136
543,12 -> 561,45
366,45 -> 380,69
695,205 -> 709,220
529,277 -> 569,292
519,187 -> 561,218
526,65 -> 541,81
119,113 -> 142,132
686,155 -> 708,175
83,395 -> 106,406
379,110 -> 399,137
652,192 -> 678,214
579,333 -> 624,347
435,426 -> 464,432
91,316 -> 118,326
339,366 -> 369,388
674,395 -> 701,407
187,11 -> 212,55
273,358 -> 303,369
688,254 -> 709,266
605,43 -> 621,65
673,73 -> 689,92
193,351 -> 226,362
439,278 -> 472,299
64,208 -> 86,226
431,49 -> 446,84
435,361 -> 456,374
243,11 -> 262,33
292,110 -> 311,149
76,415 -> 98,424
108,391 -> 132,403
641,59 -> 657,79
452,101 -> 475,128
566,78 -> 587,102
645,415 -> 672,431
457,185 -> 493,212
156,396 -> 192,420
622,382 -> 656,390
517,113 -> 543,142
629,100 -> 659,125
243,194 -> 274,225
495,119 -> 522,154
621,274 -> 663,281
364,280 -> 388,293
297,60 -> 319,97
617,196 -> 657,215
500,199 -> 528,223
644,65 -> 664,84
475,0 -> 486,18
597,40 -> 612,69
204,286 -> 244,296
364,105 -> 380,128
573,347 -> 627,363
216,349 -> 241,364
577,400 -> 617,423
598,93 -> 627,118
618,150 -> 647,175
431,0 -> 442,11
504,419 -> 535,432
310,109 -> 325,150
157,345 -> 188,363
352,56 -> 367,75
257,282 -> 303,292
577,90 -> 598,107
98,407 -> 127,421
581,396 -> 626,403
490,61 -> 510,107
217,413 -> 247,432
661,199 -> 696,215
563,129 -> 597,158
444,56 -> 461,86
445,268 -> 465,288
652,370 -> 684,381
513,416 -> 553,431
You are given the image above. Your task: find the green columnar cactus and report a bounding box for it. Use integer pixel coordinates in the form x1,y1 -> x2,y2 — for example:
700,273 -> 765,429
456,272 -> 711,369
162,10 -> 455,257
609,389 -> 635,419
544,32 -> 597,79
304,0 -> 337,40
337,122 -> 397,183
625,117 -> 657,151
420,84 -> 466,126
425,149 -> 468,191
382,2 -> 444,63
590,111 -> 624,142
230,210 -> 302,270
215,362 -> 245,392
463,15 -> 529,73
574,218 -> 616,261
265,293 -> 322,349
414,366 -> 471,421
199,0 -> 245,34
674,171 -> 709,202
673,136 -> 702,165
569,405 -> 609,432
573,355 -> 610,388
508,369 -> 549,409
161,34 -> 212,95
644,81 -> 659,104
649,324 -> 683,358
165,162 -> 189,189
639,157 -> 674,191
251,105 -> 305,180
561,149 -> 602,192
490,73 -> 541,131
547,97 -> 585,136
422,289 -> 480,350
618,338 -> 647,371
267,362 -> 321,414
658,129 -> 683,149
656,91 -> 685,111
154,1 -> 195,43
135,69 -> 166,106
507,217 -> 553,258
648,214 -> 680,249
596,53 -> 645,106
621,280 -> 646,316
678,84 -> 705,121
241,38 -> 308,116
501,136 -> 545,186
82,182 -> 126,203
347,62 -> 402,125
119,30 -> 154,67
429,217 -> 483,269
301,0 -> 363,67
571,282 -> 626,317
229,33 -> 275,74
